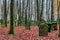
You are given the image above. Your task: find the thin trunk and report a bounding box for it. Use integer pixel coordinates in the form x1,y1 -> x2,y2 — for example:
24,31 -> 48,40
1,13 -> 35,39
28,0 -> 31,27
51,0 -> 54,22
4,0 -> 7,27
1,0 -> 7,27
18,0 -> 21,26
36,0 -> 39,21
58,1 -> 60,37
40,0 -> 44,21
25,0 -> 30,29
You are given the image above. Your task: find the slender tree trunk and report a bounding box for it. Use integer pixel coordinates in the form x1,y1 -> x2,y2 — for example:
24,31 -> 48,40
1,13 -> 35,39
40,0 -> 44,21
8,0 -> 14,34
16,0 -> 18,26
22,0 -> 24,18
1,0 -> 4,27
58,1 -> 60,37
25,0 -> 30,29
1,0 -> 7,27
46,0 -> 50,21
36,0 -> 39,21
28,0 -> 31,27
51,0 -> 54,22
18,0 -> 21,26
36,0 -> 44,23
36,0 -> 40,27
4,0 -> 7,27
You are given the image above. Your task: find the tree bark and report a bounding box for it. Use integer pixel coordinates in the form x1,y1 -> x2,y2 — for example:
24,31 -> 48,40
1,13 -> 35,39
4,0 -> 7,27
8,0 -> 14,34
51,0 -> 54,22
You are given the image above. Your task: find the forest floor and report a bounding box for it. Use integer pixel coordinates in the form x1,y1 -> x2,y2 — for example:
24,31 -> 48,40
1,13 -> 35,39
0,23 -> 60,40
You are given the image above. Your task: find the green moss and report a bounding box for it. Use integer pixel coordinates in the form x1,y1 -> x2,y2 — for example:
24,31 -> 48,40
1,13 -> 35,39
46,21 -> 57,25
58,32 -> 60,37
38,19 -> 48,36
46,21 -> 57,31
8,29 -> 14,34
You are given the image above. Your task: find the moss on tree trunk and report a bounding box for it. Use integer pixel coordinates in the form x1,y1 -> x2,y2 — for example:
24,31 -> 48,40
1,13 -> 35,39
8,0 -> 14,34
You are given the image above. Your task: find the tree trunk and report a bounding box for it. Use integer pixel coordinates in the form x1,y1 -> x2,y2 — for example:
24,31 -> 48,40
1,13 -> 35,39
4,0 -> 7,27
58,1 -> 60,37
18,0 -> 21,26
36,0 -> 39,21
51,0 -> 54,22
8,0 -> 14,34
1,0 -> 7,27
25,0 -> 30,30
